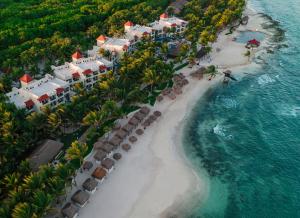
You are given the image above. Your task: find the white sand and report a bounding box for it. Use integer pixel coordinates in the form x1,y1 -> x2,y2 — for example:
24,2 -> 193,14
77,6 -> 267,218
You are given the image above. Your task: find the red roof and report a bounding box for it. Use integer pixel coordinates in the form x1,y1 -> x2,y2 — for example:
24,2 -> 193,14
72,72 -> 80,79
97,35 -> 107,42
99,65 -> 107,71
248,39 -> 260,46
56,87 -> 64,95
124,21 -> 134,27
24,99 -> 34,108
83,69 -> 92,75
122,45 -> 129,51
160,13 -> 168,19
72,51 -> 82,60
20,74 -> 33,83
37,94 -> 49,102
143,31 -> 149,36
171,23 -> 177,27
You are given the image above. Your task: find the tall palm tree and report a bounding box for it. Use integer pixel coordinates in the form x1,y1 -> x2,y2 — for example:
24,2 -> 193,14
65,141 -> 88,167
142,68 -> 159,92
12,202 -> 32,218
2,172 -> 20,192
31,190 -> 53,217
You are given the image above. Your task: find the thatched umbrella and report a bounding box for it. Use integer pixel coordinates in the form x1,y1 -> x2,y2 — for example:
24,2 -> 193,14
173,87 -> 182,95
162,88 -> 172,96
82,161 -> 93,171
113,153 -> 122,160
153,111 -> 162,117
112,123 -> 121,131
182,79 -> 189,85
142,120 -> 151,128
129,136 -> 137,143
122,143 -> 131,151
135,129 -> 144,135
140,106 -> 150,115
167,92 -> 176,100
156,95 -> 163,102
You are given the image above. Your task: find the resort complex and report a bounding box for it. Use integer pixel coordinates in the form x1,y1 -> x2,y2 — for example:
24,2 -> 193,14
6,13 -> 188,112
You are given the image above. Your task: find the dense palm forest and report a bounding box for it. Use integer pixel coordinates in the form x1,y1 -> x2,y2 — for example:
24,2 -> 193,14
0,0 -> 245,217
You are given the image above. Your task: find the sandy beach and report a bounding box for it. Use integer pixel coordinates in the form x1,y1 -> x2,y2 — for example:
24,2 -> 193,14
74,5 -> 269,218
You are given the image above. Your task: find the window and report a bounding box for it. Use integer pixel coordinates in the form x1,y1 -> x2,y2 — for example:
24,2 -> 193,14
41,100 -> 48,105
65,87 -> 70,92
50,95 -> 56,101
50,101 -> 57,106
86,79 -> 91,83
58,97 -> 64,103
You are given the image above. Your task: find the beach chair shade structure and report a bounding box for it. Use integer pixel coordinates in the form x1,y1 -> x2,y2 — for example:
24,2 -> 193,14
134,111 -> 146,121
129,117 -> 140,126
101,158 -> 115,170
115,129 -> 128,139
61,203 -> 78,218
109,136 -> 123,147
82,161 -> 93,171
82,178 -> 98,192
122,123 -> 135,133
71,190 -> 89,207
94,150 -> 107,162
140,106 -> 151,115
92,167 -> 107,180
153,111 -> 162,117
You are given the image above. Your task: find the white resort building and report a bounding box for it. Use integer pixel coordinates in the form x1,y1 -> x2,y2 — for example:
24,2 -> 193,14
52,51 -> 113,91
149,13 -> 188,39
6,74 -> 70,112
87,35 -> 134,60
124,21 -> 154,40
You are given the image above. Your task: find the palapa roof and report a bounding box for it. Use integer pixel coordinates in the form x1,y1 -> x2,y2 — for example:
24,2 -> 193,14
142,120 -> 151,127
101,158 -> 115,170
173,87 -> 182,95
156,95 -> 164,102
92,167 -> 107,180
135,129 -> 144,135
28,139 -> 63,171
168,92 -> 176,100
134,111 -> 146,121
94,140 -> 106,149
115,129 -> 128,139
82,161 -> 93,170
61,203 -> 78,218
113,153 -> 122,160
122,143 -> 131,151
94,150 -> 107,161
71,190 -> 89,206
122,123 -> 135,133
113,123 -> 122,131
109,135 -> 123,147
149,115 -> 157,122
153,111 -> 162,117
129,136 -> 137,143
162,88 -> 172,96
20,74 -> 33,83
82,178 -> 98,192
100,143 -> 114,153
140,106 -> 150,115
129,117 -> 140,126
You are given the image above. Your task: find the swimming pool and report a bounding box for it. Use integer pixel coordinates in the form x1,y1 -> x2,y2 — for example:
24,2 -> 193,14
235,31 -> 265,43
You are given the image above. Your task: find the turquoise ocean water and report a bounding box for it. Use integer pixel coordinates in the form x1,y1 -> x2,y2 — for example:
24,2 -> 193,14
183,0 -> 300,217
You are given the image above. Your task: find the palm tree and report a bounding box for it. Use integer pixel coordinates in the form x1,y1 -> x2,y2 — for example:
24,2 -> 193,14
12,202 -> 32,218
65,141 -> 88,167
22,173 -> 44,194
31,190 -> 53,217
142,68 -> 159,92
2,172 -> 20,192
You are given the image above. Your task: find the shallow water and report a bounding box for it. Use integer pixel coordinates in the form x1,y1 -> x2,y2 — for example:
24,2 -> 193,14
183,0 -> 300,217
235,31 -> 265,44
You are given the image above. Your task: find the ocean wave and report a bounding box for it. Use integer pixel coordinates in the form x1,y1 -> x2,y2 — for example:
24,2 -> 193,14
213,124 -> 233,140
257,74 -> 276,85
278,105 -> 300,117
221,98 -> 238,109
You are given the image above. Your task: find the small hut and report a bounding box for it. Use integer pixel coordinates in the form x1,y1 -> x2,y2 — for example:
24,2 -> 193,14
101,158 -> 115,173
122,143 -> 131,152
94,150 -> 107,164
246,39 -> 260,48
129,136 -> 137,143
115,129 -> 128,139
109,136 -> 123,148
99,143 -> 114,155
129,117 -> 140,127
140,106 -> 150,115
142,120 -> 151,128
82,178 -> 98,194
92,167 -> 107,182
82,161 -> 93,171
173,87 -> 182,95
122,123 -> 135,134
61,203 -> 78,218
93,140 -> 107,150
133,111 -> 146,121
113,153 -> 122,161
162,88 -> 172,96
71,190 -> 89,207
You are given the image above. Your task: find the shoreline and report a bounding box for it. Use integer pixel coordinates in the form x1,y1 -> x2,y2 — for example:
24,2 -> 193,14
78,3 -> 274,218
